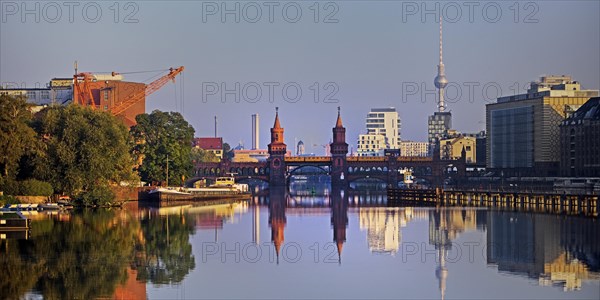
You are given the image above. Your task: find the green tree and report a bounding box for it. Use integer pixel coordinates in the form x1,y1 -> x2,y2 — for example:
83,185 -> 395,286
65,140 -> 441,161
32,105 -> 136,201
130,110 -> 195,186
0,94 -> 38,181
222,142 -> 234,160
190,147 -> 219,163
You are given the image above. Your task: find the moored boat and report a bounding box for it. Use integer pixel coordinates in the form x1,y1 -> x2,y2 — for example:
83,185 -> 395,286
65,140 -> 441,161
145,176 -> 250,202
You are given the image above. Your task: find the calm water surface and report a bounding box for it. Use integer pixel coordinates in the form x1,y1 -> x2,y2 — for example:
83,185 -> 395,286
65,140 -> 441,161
1,188 -> 599,299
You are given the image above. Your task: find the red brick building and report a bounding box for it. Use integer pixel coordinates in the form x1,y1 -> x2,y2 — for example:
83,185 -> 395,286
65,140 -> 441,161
73,77 -> 146,127
194,137 -> 224,160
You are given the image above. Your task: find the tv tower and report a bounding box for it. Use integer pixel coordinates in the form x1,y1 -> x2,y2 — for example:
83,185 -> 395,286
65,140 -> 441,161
427,16 -> 452,155
434,15 -> 448,112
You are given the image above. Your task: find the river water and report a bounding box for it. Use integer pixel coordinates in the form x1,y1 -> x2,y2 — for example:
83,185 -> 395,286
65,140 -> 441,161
1,188 -> 599,299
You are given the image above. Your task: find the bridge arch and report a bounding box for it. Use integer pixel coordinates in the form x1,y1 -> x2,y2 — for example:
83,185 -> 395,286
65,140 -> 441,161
346,174 -> 389,184
288,165 -> 330,175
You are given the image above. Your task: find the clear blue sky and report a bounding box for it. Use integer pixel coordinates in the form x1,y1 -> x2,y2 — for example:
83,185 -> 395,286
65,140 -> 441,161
1,1 -> 599,154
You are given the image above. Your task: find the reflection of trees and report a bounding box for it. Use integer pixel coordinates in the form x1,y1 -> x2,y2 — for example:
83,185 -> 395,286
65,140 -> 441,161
0,209 -> 139,299
134,213 -> 196,285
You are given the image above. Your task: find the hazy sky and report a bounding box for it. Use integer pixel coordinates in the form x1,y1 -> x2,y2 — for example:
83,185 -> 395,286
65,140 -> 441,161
1,1 -> 599,154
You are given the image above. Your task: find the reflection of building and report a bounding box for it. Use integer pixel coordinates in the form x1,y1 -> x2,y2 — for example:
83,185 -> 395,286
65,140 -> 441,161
330,189 -> 348,263
269,187 -> 287,263
429,209 -> 484,300
559,97 -> 600,177
194,137 -> 224,160
112,267 -> 147,300
486,76 -> 599,176
540,253 -> 599,291
359,208 -> 423,254
486,211 -> 600,291
252,204 -> 260,244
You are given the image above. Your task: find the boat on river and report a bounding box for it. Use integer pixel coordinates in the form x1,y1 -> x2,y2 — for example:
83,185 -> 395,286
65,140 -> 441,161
2,202 -> 73,211
145,176 -> 250,202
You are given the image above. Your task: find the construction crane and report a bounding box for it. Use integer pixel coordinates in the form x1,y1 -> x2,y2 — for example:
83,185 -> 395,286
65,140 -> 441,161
73,72 -> 96,108
72,66 -> 185,120
110,66 -> 184,115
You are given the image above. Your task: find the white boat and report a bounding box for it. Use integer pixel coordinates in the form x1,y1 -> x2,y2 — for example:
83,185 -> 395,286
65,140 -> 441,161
39,203 -> 62,210
148,187 -> 192,195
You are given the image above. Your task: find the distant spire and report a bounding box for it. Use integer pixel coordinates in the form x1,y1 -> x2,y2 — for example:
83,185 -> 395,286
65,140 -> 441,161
273,107 -> 281,129
335,106 -> 343,128
439,15 -> 443,65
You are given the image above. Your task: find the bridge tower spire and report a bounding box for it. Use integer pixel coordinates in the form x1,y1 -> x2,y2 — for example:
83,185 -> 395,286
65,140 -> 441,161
331,107 -> 348,187
268,107 -> 287,186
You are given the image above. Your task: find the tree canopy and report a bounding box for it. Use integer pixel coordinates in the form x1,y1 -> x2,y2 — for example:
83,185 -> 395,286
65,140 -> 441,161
190,147 -> 219,163
130,110 -> 195,186
32,105 -> 137,200
0,94 -> 38,181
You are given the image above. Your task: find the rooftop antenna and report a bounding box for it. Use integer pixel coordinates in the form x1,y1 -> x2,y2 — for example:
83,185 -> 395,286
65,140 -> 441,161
214,115 -> 218,137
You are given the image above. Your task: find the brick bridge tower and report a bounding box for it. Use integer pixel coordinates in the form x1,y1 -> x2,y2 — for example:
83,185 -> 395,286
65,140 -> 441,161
330,107 -> 348,187
268,107 -> 287,186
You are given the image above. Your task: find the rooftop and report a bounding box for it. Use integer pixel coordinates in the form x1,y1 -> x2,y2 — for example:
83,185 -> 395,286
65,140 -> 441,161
194,137 -> 223,150
496,75 -> 599,103
563,97 -> 600,123
369,108 -> 397,113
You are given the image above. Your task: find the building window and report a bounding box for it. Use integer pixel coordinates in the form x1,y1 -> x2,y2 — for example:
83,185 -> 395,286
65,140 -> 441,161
103,90 -> 109,101
27,91 -> 36,100
41,90 -> 49,99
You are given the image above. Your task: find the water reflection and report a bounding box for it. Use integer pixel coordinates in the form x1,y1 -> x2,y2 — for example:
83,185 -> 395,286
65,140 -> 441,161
133,207 -> 196,286
358,208 -> 427,255
487,211 -> 600,291
331,188 -> 348,263
0,209 -> 140,299
428,208 -> 486,300
1,190 -> 599,299
269,187 -> 287,263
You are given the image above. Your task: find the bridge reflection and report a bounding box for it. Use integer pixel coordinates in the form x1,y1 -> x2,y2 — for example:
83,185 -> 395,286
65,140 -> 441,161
137,187 -> 599,294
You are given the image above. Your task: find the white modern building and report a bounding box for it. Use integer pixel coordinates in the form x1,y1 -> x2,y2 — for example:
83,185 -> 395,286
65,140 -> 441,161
357,108 -> 401,156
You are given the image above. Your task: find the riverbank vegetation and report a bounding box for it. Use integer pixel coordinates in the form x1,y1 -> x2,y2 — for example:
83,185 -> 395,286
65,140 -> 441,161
130,110 -> 195,187
0,94 -> 208,206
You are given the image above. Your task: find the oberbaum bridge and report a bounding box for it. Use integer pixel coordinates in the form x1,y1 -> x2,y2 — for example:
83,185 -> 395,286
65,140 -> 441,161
194,108 -> 466,188
193,108 -> 599,217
